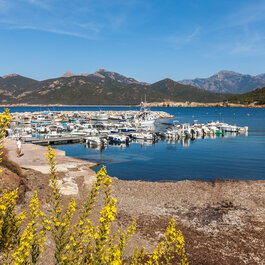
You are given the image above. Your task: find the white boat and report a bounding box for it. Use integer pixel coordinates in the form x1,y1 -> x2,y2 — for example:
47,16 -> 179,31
37,126 -> 48,133
134,101 -> 157,126
202,126 -> 211,135
107,134 -> 129,143
137,114 -> 156,126
109,115 -> 123,120
164,131 -> 180,139
131,132 -> 154,140
92,112 -> 109,121
220,124 -> 237,132
84,136 -> 107,146
191,127 -> 203,137
45,131 -> 62,138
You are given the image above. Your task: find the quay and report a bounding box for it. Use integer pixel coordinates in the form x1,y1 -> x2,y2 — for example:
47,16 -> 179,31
4,138 -> 97,195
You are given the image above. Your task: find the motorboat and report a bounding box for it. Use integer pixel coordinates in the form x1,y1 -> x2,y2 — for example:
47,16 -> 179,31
84,136 -> 107,146
107,134 -> 129,143
131,132 -> 155,140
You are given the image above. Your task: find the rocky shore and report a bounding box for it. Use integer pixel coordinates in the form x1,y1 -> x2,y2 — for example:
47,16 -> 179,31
1,139 -> 265,264
148,101 -> 265,108
1,102 -> 265,108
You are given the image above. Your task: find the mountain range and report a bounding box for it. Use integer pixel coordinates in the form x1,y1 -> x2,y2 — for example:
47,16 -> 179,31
179,70 -> 265,94
0,69 -> 264,105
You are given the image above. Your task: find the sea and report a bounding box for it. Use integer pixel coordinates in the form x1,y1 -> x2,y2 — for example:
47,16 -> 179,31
2,106 -> 265,181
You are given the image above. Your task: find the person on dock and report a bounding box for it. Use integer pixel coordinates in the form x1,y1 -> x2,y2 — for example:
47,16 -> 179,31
16,137 -> 23,157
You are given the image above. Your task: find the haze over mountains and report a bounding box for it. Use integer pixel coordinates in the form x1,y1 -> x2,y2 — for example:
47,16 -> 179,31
0,69 -> 264,105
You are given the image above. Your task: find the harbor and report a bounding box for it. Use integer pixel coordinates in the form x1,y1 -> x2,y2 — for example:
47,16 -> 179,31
2,1 -> 265,263
4,105 -> 261,182
6,104 -> 248,148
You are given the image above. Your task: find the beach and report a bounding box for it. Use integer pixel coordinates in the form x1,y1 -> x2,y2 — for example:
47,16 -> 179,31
2,139 -> 265,264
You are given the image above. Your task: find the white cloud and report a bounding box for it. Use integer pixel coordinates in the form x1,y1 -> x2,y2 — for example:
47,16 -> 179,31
7,24 -> 97,39
212,32 -> 265,57
230,35 -> 265,55
166,27 -> 200,46
74,22 -> 102,33
186,27 -> 200,42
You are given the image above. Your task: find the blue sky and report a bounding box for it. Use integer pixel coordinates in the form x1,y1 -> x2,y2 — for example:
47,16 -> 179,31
0,0 -> 265,82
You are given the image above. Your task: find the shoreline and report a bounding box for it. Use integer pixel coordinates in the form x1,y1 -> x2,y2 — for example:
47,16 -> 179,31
1,102 -> 265,108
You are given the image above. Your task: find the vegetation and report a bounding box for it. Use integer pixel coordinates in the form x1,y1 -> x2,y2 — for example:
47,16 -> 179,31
0,109 -> 10,173
0,109 -> 188,264
228,87 -> 265,105
0,73 -> 229,105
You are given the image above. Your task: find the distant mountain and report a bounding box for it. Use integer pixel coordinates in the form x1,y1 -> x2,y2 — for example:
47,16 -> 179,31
257,73 -> 265,80
0,74 -> 40,104
88,68 -> 149,85
62,70 -> 76,78
61,68 -> 148,85
228,87 -> 265,105
179,70 -> 265,94
0,74 -> 39,94
150,78 -> 227,103
0,70 -> 230,105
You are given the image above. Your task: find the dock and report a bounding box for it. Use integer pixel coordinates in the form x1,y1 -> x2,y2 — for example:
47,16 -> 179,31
31,136 -> 83,145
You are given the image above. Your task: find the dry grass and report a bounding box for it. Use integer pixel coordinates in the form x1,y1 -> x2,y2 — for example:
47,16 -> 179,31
1,148 -> 24,177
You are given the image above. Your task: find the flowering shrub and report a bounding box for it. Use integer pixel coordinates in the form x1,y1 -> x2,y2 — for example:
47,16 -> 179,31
0,108 -> 10,173
0,109 -> 188,264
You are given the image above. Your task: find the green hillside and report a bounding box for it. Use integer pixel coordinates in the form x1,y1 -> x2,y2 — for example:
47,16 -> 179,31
228,87 -> 265,105
151,78 -> 229,103
0,72 -> 231,105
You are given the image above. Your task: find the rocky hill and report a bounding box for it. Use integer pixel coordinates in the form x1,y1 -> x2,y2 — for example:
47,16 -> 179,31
0,69 -> 230,105
61,69 -> 148,85
179,70 -> 265,94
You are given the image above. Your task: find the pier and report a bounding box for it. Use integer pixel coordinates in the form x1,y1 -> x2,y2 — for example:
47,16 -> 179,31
30,136 -> 83,145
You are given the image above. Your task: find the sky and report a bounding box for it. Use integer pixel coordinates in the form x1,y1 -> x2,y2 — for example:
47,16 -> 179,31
0,0 -> 265,83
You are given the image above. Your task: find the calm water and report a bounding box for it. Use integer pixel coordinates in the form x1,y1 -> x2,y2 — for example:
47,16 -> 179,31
2,106 -> 265,181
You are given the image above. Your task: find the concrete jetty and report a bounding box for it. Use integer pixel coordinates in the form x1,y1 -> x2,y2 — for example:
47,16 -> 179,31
5,139 -> 97,195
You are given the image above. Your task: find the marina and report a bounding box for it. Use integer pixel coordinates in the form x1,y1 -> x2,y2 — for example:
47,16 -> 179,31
3,105 -> 263,182
6,104 -> 248,147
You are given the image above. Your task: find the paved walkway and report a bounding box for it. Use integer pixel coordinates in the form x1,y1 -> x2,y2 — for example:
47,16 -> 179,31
5,139 -> 97,195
